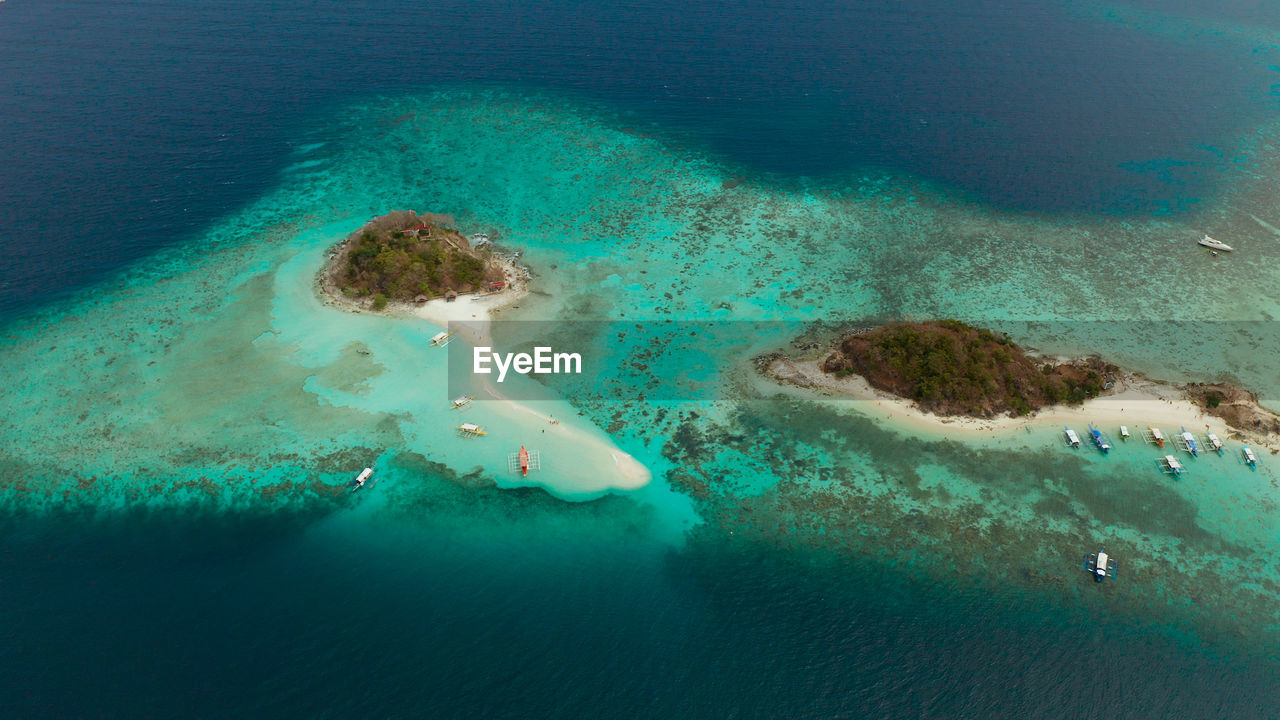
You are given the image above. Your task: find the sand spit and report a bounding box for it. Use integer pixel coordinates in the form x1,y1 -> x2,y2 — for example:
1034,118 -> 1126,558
316,240 -> 650,494
767,356 -> 1280,453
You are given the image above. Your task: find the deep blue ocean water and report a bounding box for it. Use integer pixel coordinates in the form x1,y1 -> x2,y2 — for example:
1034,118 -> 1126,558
5,507 -> 1279,719
2,0 -> 1277,317
4,0 -> 1280,717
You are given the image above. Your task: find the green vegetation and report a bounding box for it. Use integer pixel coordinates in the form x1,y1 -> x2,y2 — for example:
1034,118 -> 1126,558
822,320 -> 1115,418
328,210 -> 502,305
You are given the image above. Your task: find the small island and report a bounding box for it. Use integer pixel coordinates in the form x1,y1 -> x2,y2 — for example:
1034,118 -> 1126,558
765,319 -> 1280,449
320,210 -> 510,311
819,319 -> 1114,418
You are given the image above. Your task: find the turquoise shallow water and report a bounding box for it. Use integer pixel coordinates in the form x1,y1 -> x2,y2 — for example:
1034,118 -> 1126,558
3,88 -> 1280,646
5,0 -> 1280,715
3,78 -> 1280,719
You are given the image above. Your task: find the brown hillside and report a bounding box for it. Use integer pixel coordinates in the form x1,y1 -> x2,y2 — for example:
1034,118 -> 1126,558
324,211 -> 504,308
821,319 -> 1116,417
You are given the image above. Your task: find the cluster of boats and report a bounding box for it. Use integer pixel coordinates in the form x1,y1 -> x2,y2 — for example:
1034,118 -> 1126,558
1062,425 -> 1113,453
453,394 -> 541,476
345,390 -> 545,493
1063,423 -> 1261,475
451,395 -> 488,438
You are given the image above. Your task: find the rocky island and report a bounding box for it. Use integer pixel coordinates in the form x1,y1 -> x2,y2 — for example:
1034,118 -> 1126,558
818,319 -> 1113,418
319,210 -> 510,311
766,319 -> 1280,449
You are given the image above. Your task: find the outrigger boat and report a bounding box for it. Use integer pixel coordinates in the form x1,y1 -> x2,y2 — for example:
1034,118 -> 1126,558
1197,235 -> 1233,252
507,445 -> 542,476
1205,432 -> 1224,455
430,330 -> 454,347
1088,424 -> 1112,453
350,467 -> 374,493
1180,427 -> 1200,457
1148,426 -> 1165,447
1242,445 -> 1259,469
451,395 -> 475,409
1119,425 -> 1130,441
1064,427 -> 1082,448
1158,454 -> 1184,476
457,422 -> 487,436
1084,548 -> 1118,582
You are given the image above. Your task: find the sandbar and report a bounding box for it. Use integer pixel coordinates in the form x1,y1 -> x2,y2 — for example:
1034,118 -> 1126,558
768,357 -> 1280,453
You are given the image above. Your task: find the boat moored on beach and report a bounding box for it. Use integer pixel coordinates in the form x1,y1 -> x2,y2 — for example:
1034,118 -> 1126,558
1205,432 -> 1224,454
1242,445 -> 1259,468
1197,234 -> 1234,252
431,330 -> 454,347
1179,427 -> 1200,457
1158,454 -> 1184,476
1064,427 -> 1081,448
507,445 -> 542,476
1088,424 -> 1112,453
1119,425 -> 1130,441
1147,426 -> 1165,447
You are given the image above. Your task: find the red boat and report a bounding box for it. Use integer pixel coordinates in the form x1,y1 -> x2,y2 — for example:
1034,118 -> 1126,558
519,446 -> 530,476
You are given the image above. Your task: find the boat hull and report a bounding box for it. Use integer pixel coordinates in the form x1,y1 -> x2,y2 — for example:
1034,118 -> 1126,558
1198,236 -> 1233,251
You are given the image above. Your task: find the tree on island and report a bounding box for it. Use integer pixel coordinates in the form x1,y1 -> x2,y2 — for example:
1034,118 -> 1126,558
329,211 -> 503,306
822,319 -> 1114,418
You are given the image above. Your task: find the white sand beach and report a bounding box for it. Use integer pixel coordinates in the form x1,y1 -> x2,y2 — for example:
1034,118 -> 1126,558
768,357 -> 1279,452
415,257 -> 652,494
413,251 -> 529,328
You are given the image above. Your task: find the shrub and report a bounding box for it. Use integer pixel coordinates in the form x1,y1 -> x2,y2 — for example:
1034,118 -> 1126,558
372,293 -> 388,310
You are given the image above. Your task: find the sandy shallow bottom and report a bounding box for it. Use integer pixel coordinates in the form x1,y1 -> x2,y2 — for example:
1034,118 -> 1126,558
308,245 -> 653,498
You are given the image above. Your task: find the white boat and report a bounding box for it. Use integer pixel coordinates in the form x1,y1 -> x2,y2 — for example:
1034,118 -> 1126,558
1150,426 -> 1165,447
1064,427 -> 1081,448
431,330 -> 454,347
1119,425 -> 1130,440
1084,549 -> 1117,582
1197,235 -> 1233,252
1243,445 -> 1258,468
1164,455 -> 1184,475
1206,432 -> 1223,453
457,422 -> 487,436
350,467 -> 374,492
451,395 -> 475,409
